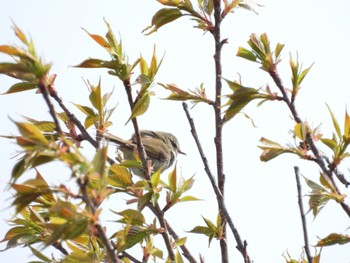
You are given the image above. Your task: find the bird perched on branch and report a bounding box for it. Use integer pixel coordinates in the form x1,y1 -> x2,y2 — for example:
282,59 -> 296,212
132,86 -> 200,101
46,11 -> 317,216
102,130 -> 185,176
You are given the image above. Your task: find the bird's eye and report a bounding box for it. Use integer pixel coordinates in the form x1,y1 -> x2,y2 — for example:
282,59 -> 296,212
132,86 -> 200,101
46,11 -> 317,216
170,139 -> 178,149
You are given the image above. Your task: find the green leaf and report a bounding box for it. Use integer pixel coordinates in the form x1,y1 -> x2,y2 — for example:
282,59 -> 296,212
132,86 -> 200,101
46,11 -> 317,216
175,249 -> 184,263
115,209 -> 145,225
223,85 -> 263,123
127,92 -> 150,123
108,164 -> 133,188
320,138 -> 337,151
143,8 -> 183,35
259,137 -> 295,162
274,42 -> 284,60
73,103 -> 96,117
138,191 -> 153,212
316,233 -> 350,246
326,104 -> 341,139
151,168 -> 161,187
89,79 -> 102,115
202,216 -> 216,232
344,111 -> 350,139
168,166 -> 177,192
29,246 -> 51,262
12,23 -> 29,45
187,226 -> 212,236
294,122 -> 308,140
92,146 -> 107,178
139,55 -> 149,76
149,45 -> 160,79
15,122 -> 49,146
176,236 -> 187,246
179,195 -> 200,202
2,82 -> 37,94
236,47 -> 257,62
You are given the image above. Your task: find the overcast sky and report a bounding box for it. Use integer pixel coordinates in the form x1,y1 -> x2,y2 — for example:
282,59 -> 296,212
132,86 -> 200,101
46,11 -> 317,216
1,1 -> 350,262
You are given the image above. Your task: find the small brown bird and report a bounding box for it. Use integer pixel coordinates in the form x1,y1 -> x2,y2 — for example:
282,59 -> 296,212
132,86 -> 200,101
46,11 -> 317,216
103,130 -> 185,176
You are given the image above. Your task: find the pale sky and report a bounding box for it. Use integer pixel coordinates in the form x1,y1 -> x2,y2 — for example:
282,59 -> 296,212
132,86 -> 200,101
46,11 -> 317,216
1,1 -> 350,262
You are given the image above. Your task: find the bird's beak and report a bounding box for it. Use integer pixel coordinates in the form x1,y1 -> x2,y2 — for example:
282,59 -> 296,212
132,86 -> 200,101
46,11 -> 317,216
179,150 -> 186,155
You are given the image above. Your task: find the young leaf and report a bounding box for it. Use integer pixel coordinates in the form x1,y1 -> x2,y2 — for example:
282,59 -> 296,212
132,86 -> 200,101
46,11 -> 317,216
326,104 -> 341,139
316,233 -> 350,246
143,8 -> 183,35
127,92 -> 151,123
236,47 -> 257,62
2,82 -> 37,94
344,111 -> 350,140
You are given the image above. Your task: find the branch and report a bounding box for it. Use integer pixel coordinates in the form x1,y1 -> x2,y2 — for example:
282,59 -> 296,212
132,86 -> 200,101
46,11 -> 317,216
212,1 -> 228,261
50,90 -> 116,165
182,102 -> 252,263
166,220 -> 198,263
122,79 -> 175,261
122,79 -> 152,180
269,68 -> 350,218
38,78 -> 63,136
148,204 -> 176,261
78,177 -> 120,263
50,91 -> 99,149
120,251 -> 142,263
294,166 -> 312,263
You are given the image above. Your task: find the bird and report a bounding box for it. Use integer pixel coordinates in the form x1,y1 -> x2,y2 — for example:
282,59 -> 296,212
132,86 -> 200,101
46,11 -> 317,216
102,130 -> 185,176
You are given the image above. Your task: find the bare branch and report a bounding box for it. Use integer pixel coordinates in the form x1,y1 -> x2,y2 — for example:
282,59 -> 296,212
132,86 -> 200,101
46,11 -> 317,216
38,80 -> 63,136
212,1 -> 228,260
182,102 -> 252,263
294,166 -> 312,263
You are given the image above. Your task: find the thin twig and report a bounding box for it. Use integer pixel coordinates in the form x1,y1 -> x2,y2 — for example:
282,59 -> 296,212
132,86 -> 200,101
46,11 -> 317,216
294,166 -> 312,263
38,82 -> 63,136
52,242 -> 69,256
212,1 -> 228,261
120,251 -> 142,263
50,90 -> 116,165
50,91 -> 99,149
182,102 -> 251,263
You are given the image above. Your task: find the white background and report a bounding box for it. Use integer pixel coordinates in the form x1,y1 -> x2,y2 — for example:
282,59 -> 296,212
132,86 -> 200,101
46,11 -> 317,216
1,0 -> 350,262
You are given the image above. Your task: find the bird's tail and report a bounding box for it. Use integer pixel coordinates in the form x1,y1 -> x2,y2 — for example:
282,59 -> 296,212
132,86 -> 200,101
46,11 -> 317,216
101,131 -> 129,146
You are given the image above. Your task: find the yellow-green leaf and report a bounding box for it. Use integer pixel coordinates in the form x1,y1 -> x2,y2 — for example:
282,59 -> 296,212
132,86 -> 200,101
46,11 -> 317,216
15,122 -> 49,146
143,8 -> 183,35
316,233 -> 350,246
2,82 -> 37,94
326,104 -> 341,139
127,92 -> 150,122
344,111 -> 350,139
139,55 -> 149,76
89,79 -> 102,114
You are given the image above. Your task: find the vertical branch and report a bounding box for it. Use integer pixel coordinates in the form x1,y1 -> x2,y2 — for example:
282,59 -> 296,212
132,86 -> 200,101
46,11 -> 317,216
294,166 -> 313,263
183,102 -> 251,263
122,79 -> 175,261
212,1 -> 228,262
123,79 -> 152,180
78,178 -> 120,263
